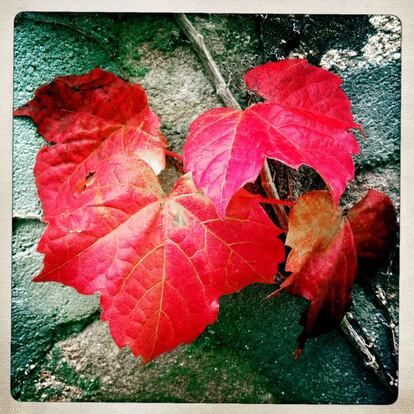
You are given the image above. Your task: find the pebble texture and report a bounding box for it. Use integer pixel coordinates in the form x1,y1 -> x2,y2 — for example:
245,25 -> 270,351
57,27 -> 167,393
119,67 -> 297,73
12,12 -> 400,403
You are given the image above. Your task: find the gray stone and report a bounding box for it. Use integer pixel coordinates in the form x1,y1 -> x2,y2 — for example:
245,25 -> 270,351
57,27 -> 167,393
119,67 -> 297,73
12,219 -> 100,400
342,62 -> 401,169
342,164 -> 400,211
137,44 -> 221,151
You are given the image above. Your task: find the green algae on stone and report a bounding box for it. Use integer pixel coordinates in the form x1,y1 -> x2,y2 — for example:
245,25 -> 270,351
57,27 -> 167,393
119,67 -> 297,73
32,320 -> 277,403
117,14 -> 184,78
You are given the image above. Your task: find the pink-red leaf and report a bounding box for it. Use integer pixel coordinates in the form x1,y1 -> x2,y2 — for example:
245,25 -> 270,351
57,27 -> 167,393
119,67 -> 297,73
244,59 -> 359,129
184,59 -> 360,216
347,189 -> 398,287
35,156 -> 284,362
270,191 -> 356,353
14,68 -> 167,220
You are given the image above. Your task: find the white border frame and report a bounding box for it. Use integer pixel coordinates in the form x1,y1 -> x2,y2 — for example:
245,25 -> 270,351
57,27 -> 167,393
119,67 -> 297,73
1,1 -> 413,413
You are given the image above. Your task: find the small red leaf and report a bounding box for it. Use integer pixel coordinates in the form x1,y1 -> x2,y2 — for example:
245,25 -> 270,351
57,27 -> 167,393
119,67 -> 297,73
347,189 -> 398,287
184,60 -> 360,216
244,59 -> 358,129
14,68 -> 167,220
35,156 -> 284,362
183,107 -> 267,216
270,191 -> 356,352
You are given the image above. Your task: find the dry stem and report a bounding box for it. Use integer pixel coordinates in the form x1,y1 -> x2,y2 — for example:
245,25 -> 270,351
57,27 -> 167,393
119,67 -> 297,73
176,13 -> 289,231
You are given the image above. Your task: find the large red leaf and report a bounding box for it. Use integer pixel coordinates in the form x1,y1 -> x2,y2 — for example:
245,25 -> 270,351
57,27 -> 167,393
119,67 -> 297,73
347,189 -> 398,287
269,191 -> 357,354
184,59 -> 360,216
35,156 -> 284,362
14,68 -> 167,220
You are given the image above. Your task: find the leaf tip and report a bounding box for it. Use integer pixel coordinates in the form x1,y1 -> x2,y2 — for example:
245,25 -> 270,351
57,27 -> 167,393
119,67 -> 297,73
292,346 -> 303,360
13,105 -> 31,117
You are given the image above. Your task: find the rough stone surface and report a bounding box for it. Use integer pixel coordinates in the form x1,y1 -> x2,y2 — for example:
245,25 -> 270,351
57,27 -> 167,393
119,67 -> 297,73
12,12 -> 400,404
137,44 -> 221,151
33,320 -> 276,403
342,62 -> 401,169
11,220 -> 100,399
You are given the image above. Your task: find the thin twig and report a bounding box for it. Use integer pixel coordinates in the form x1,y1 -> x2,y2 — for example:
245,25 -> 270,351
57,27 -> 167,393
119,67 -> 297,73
340,315 -> 398,394
176,12 -> 397,392
176,13 -> 289,230
260,162 -> 289,230
372,246 -> 399,371
176,14 -> 240,110
375,285 -> 399,361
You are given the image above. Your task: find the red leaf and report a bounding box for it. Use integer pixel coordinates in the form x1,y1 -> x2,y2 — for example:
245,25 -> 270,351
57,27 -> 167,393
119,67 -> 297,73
14,68 -> 167,220
269,191 -> 357,352
347,189 -> 398,287
35,156 -> 284,362
244,59 -> 358,129
183,108 -> 266,217
184,60 -> 360,216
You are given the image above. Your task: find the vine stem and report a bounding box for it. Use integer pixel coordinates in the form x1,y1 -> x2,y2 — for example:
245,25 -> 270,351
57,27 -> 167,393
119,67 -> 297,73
176,12 -> 397,391
340,315 -> 398,395
176,13 -> 289,231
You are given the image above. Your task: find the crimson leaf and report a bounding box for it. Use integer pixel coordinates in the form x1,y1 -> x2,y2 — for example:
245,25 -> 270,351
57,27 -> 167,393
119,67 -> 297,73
183,59 -> 360,216
14,68 -> 167,220
347,189 -> 398,288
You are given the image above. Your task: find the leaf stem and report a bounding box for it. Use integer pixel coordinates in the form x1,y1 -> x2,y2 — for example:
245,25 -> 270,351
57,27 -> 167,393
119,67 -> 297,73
255,196 -> 296,207
164,149 -> 184,162
260,163 -> 289,230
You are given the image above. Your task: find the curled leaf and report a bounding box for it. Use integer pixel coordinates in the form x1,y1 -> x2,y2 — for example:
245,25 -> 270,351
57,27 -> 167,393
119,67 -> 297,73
14,68 -> 167,220
347,189 -> 398,287
269,191 -> 357,353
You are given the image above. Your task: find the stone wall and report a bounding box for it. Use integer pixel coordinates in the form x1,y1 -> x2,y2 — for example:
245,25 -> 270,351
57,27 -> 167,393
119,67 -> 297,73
12,13 -> 400,403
